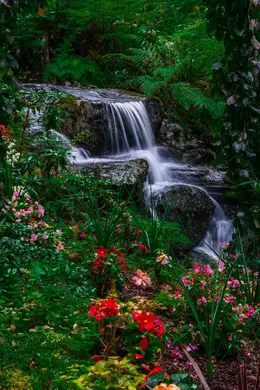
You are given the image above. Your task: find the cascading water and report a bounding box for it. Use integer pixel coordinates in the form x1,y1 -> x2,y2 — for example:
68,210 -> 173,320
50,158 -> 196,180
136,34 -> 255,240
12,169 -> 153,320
26,84 -> 232,258
103,100 -> 232,257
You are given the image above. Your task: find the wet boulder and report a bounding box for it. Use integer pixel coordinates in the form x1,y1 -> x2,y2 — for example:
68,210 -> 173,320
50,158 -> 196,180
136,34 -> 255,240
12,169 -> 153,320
155,184 -> 215,250
77,159 -> 148,190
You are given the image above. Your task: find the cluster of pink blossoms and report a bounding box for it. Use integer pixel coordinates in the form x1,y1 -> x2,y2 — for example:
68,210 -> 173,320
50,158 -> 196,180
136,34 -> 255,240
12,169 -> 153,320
10,192 -> 64,251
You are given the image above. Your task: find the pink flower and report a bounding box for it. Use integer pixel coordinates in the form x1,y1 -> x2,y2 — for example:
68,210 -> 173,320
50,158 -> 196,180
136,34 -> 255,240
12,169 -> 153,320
137,243 -> 149,253
170,346 -> 184,359
27,207 -> 33,215
218,261 -> 225,272
189,323 -> 194,328
30,233 -> 39,243
185,344 -> 199,352
228,334 -> 233,341
20,209 -> 27,216
185,361 -> 192,367
194,264 -> 202,274
15,219 -> 21,223
229,253 -> 239,259
199,296 -> 207,304
181,276 -> 189,287
224,295 -> 235,303
12,191 -> 19,199
56,242 -> 64,250
203,265 -> 214,275
132,269 -> 152,289
228,278 -> 240,288
200,280 -> 207,288
37,204 -> 45,218
254,272 -> 259,277
246,306 -> 256,319
174,290 -> 181,299
116,228 -> 121,233
56,229 -> 62,235
156,253 -> 170,265
219,242 -> 230,249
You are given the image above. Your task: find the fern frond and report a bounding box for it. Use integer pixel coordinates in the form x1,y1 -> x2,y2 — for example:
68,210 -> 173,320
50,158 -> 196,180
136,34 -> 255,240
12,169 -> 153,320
136,75 -> 166,95
172,82 -> 225,119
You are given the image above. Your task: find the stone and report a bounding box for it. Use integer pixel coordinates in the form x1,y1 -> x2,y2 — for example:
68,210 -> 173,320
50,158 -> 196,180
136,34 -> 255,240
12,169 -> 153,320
182,148 -> 216,165
144,97 -> 165,135
60,97 -> 106,156
76,159 -> 148,188
158,120 -> 187,152
158,120 -> 209,159
155,184 -> 215,250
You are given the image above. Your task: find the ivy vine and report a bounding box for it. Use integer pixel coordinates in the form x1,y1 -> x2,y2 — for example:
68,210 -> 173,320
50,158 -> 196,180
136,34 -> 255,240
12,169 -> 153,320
203,0 -> 260,231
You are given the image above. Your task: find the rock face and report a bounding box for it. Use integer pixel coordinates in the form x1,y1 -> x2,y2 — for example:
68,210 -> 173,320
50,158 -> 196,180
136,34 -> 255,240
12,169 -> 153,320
155,184 -> 215,249
183,148 -> 216,165
58,89 -> 164,156
158,120 -> 216,165
61,98 -> 106,156
77,159 -> 148,188
144,98 -> 165,135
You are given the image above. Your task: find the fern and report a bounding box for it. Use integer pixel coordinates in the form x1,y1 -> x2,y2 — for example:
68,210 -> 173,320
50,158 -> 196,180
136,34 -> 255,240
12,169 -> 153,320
44,39 -> 104,86
172,82 -> 225,119
136,75 -> 167,95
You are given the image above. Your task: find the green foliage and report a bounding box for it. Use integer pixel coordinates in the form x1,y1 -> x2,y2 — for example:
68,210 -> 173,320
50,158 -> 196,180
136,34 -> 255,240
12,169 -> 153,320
130,208 -> 189,255
203,0 -> 260,233
0,369 -> 33,390
145,371 -> 198,389
44,39 -> 104,86
71,357 -> 145,390
171,83 -> 225,119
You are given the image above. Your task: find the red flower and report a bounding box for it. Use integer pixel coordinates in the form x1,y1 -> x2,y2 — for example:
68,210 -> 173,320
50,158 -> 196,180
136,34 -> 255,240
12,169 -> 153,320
72,225 -> 79,233
136,230 -> 143,235
137,243 -> 149,253
97,247 -> 109,258
93,356 -> 103,362
0,125 -> 9,137
135,354 -> 144,360
111,247 -> 122,255
93,257 -> 104,269
116,228 -> 121,233
153,318 -> 165,339
133,312 -> 165,339
102,297 -> 119,317
80,232 -> 86,239
133,312 -> 155,331
140,336 -> 149,349
118,254 -> 127,273
88,298 -> 119,321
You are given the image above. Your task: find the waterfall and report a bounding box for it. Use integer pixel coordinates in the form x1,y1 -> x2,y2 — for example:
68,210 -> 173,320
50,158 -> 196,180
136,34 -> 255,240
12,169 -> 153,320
104,100 -> 233,258
194,199 -> 233,259
26,85 -> 232,258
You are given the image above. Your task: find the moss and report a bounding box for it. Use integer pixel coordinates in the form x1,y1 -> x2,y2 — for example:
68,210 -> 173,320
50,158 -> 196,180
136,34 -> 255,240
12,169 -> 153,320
57,95 -> 79,111
71,129 -> 91,145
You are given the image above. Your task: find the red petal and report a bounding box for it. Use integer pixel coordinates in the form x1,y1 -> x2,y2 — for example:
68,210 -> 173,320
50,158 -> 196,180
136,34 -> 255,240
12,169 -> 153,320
140,337 -> 149,349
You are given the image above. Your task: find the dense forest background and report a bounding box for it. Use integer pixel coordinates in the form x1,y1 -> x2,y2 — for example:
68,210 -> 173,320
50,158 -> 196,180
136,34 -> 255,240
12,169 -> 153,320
7,0 -> 224,140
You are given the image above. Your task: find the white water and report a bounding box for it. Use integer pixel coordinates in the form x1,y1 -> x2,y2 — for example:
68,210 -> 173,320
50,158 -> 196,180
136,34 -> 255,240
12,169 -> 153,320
105,100 -> 233,258
27,89 -> 232,258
